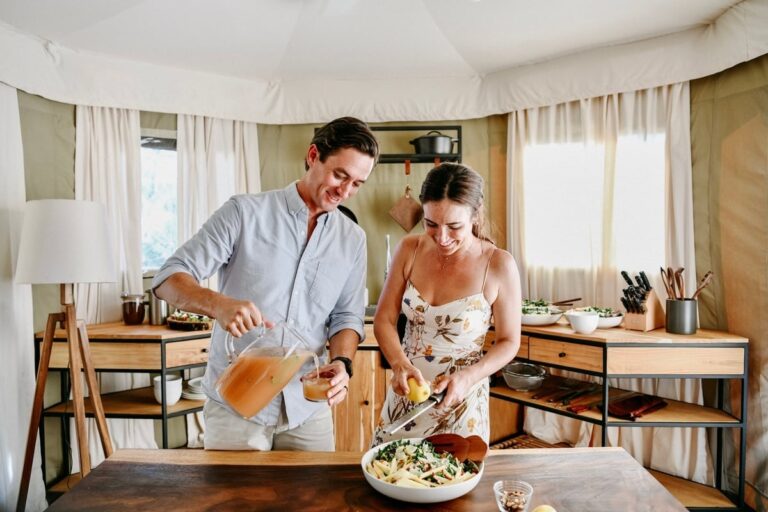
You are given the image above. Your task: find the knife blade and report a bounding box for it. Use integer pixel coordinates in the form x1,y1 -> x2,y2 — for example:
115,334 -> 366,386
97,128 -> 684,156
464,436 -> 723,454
383,392 -> 445,434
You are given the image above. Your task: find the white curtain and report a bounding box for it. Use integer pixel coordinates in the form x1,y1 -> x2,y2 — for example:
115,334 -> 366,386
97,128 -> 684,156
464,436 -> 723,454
507,83 -> 711,484
176,113 -> 261,446
0,83 -> 47,511
72,105 -> 157,471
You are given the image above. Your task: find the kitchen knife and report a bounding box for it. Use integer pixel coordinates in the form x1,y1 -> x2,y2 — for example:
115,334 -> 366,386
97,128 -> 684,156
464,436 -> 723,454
620,271 -> 634,287
569,390 -> 641,413
620,296 -> 633,313
639,271 -> 652,291
634,275 -> 645,289
383,392 -> 445,434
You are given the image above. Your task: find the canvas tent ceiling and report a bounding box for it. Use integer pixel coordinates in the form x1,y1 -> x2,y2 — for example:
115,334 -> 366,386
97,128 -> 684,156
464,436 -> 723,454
0,0 -> 767,122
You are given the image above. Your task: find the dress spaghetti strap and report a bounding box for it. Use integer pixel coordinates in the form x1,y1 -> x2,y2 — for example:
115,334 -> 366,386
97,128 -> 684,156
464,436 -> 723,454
481,243 -> 495,294
405,236 -> 422,282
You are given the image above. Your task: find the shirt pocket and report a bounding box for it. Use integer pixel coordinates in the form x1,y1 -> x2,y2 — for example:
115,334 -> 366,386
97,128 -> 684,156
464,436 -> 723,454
308,260 -> 348,316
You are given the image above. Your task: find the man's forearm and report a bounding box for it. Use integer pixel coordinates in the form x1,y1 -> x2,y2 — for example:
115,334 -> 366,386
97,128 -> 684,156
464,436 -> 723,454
328,328 -> 361,361
154,273 -> 224,318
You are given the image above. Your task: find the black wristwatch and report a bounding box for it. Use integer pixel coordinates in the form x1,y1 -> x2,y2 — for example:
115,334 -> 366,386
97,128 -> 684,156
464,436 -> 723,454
331,356 -> 353,378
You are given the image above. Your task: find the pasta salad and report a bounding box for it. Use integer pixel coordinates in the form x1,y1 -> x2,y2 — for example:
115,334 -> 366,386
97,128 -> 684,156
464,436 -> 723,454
364,439 -> 480,488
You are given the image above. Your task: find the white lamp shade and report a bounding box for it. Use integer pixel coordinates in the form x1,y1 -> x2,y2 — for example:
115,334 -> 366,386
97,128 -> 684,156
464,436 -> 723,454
15,199 -> 117,284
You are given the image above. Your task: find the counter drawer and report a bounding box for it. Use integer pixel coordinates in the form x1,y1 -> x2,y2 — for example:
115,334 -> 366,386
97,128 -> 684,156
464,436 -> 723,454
483,332 -> 529,360
48,338 -> 210,370
528,337 -> 603,372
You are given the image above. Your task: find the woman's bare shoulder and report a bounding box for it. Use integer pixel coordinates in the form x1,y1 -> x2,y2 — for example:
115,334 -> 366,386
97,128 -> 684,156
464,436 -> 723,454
488,246 -> 519,277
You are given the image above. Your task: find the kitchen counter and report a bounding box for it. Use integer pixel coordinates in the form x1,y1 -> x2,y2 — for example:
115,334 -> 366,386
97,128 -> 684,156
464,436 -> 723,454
47,447 -> 685,511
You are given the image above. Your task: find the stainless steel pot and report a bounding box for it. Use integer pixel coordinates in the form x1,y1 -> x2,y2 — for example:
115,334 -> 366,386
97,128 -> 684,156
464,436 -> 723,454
409,130 -> 457,154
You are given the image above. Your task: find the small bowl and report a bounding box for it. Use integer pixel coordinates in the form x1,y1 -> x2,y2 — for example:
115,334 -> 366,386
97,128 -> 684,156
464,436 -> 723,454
494,480 -> 534,512
502,362 -> 547,391
564,310 -> 599,334
153,375 -> 182,406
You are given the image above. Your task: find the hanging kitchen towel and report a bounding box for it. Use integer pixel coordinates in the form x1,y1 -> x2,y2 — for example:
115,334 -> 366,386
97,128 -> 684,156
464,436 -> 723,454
389,185 -> 423,232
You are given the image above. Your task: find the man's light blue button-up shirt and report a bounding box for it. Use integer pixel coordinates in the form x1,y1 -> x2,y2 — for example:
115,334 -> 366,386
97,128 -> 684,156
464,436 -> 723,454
153,182 -> 366,428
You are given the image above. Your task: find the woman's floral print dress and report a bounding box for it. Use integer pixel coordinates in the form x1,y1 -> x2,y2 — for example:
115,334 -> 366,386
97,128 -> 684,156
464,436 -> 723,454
372,279 -> 492,447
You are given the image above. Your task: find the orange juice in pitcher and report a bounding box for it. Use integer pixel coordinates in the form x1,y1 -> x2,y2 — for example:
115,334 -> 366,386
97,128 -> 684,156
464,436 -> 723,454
216,323 -> 314,418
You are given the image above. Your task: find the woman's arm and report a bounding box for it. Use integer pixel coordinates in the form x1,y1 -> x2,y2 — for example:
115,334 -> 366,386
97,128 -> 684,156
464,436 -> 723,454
434,248 -> 522,407
374,235 -> 427,396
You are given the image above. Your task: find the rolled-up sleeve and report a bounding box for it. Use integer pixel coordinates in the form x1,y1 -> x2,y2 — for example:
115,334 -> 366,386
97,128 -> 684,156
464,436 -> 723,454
327,234 -> 367,343
152,197 -> 242,292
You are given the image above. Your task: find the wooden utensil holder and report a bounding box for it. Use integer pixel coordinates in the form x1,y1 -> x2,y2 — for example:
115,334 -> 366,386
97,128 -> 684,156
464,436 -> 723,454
623,289 -> 665,332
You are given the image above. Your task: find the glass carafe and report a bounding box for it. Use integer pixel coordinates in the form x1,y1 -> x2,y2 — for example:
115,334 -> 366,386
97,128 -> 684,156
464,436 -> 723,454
216,322 -> 314,419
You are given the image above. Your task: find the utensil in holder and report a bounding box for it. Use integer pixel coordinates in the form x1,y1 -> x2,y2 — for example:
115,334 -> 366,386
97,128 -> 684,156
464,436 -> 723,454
666,299 -> 698,335
624,289 -> 665,332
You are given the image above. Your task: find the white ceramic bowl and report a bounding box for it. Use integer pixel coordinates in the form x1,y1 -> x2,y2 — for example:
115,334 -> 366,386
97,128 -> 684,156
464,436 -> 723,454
361,438 -> 484,503
153,374 -> 182,405
521,307 -> 563,326
597,314 -> 623,328
564,310 -> 599,334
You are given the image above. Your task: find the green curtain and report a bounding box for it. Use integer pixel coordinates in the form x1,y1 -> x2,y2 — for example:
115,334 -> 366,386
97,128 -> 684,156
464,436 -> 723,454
691,54 -> 768,510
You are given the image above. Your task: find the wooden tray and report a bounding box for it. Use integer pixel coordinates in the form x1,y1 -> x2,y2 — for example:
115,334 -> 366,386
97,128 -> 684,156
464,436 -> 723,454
167,318 -> 213,331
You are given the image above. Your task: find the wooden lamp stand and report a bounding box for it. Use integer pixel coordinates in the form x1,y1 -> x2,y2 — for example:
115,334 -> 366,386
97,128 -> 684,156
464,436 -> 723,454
17,284 -> 113,511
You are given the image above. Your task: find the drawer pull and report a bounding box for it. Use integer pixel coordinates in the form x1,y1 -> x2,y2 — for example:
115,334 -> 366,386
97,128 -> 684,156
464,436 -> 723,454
559,352 -> 566,358
201,348 -> 209,353
363,400 -> 370,406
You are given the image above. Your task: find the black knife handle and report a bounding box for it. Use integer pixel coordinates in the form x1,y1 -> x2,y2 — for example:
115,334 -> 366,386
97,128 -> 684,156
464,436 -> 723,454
639,271 -> 652,291
620,271 -> 634,287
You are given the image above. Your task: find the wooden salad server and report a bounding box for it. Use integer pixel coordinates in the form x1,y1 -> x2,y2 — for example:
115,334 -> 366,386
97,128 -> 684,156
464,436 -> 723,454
425,433 -> 488,462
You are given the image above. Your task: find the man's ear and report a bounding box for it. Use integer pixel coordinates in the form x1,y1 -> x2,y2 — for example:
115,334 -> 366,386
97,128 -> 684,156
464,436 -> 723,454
306,144 -> 320,168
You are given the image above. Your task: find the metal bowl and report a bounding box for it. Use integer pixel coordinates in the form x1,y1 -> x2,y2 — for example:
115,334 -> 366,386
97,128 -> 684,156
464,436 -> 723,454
502,361 -> 547,391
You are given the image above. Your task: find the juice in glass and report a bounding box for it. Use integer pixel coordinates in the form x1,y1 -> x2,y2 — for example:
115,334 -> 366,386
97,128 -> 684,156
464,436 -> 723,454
303,373 -> 333,402
218,350 -> 311,418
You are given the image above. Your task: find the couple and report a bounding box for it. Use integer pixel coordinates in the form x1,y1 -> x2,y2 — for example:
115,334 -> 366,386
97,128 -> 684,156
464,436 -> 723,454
152,117 -> 522,452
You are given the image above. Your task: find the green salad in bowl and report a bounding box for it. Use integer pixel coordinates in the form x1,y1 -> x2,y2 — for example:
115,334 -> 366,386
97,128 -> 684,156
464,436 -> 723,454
521,299 -> 562,326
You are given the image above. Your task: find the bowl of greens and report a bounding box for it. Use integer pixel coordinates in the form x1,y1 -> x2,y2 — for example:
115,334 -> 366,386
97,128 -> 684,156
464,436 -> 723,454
521,299 -> 563,326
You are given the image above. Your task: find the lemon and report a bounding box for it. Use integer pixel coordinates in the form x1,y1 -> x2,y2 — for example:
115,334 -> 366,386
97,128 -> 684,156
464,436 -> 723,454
406,377 -> 430,403
531,506 -> 557,512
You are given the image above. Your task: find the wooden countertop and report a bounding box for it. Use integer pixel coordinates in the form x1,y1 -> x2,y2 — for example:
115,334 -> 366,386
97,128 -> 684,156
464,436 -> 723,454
47,447 -> 685,511
522,320 -> 747,344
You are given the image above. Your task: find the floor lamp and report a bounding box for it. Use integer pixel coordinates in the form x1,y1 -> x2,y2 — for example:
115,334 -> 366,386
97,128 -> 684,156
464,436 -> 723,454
15,199 -> 116,511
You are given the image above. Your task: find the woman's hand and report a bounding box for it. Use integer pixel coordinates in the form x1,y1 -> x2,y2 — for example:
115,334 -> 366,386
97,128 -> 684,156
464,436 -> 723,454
390,361 -> 428,397
432,371 -> 475,409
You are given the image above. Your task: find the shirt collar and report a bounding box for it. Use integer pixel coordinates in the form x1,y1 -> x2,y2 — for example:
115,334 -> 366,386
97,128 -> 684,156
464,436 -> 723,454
283,181 -> 333,226
284,181 -> 307,215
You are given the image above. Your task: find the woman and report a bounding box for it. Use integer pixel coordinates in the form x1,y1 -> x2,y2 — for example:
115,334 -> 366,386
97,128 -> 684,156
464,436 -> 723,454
372,162 -> 522,446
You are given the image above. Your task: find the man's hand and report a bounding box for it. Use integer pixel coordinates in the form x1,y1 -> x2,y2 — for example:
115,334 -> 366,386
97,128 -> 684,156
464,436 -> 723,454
213,297 -> 273,337
301,360 -> 350,407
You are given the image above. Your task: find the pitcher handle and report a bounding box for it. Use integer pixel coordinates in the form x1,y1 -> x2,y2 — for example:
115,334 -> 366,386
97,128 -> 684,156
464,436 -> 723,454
223,324 -> 267,364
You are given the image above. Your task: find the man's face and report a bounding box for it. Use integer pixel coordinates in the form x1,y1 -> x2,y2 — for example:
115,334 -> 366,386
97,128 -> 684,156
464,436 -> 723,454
301,145 -> 374,213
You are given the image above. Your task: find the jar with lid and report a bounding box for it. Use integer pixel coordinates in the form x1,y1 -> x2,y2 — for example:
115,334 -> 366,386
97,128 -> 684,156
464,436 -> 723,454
121,292 -> 147,325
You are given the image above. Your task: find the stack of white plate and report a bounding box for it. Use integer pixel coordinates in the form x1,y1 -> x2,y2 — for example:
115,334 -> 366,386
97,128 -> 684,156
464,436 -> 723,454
181,376 -> 206,401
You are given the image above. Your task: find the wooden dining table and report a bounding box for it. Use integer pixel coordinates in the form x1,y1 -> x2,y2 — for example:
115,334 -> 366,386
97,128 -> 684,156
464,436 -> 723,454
47,447 -> 686,511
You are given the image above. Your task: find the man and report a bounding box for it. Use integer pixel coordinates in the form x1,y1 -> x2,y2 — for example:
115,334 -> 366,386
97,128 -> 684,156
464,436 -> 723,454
153,117 -> 379,451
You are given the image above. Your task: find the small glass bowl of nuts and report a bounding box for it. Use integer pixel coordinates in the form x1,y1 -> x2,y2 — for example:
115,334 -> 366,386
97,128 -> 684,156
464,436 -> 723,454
493,480 -> 534,512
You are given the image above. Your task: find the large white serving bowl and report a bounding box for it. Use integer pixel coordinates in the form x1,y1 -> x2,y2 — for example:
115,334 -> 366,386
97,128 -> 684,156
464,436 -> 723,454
521,307 -> 563,326
361,438 -> 484,503
597,314 -> 623,328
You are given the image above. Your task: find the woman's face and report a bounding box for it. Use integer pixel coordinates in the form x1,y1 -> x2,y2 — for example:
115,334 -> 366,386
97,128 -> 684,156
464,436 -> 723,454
422,199 -> 476,256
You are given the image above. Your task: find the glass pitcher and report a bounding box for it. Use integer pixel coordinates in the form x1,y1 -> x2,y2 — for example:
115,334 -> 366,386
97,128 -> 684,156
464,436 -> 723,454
216,322 -> 315,419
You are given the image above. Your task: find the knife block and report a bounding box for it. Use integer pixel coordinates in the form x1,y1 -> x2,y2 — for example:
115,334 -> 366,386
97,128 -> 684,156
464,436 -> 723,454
623,289 -> 665,332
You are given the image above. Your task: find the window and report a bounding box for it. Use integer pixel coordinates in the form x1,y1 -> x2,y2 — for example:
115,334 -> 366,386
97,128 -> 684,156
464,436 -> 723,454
140,135 -> 177,271
522,133 -> 665,271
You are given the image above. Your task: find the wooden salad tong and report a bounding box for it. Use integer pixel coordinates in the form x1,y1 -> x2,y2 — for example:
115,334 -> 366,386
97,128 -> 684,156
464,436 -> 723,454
425,433 -> 488,462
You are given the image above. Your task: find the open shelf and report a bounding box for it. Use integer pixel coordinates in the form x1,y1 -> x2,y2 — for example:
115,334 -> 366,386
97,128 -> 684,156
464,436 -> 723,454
377,153 -> 460,164
490,376 -> 740,426
649,470 -> 737,509
44,387 -> 205,419
48,472 -> 82,497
